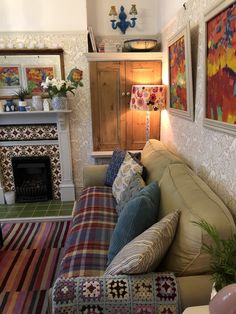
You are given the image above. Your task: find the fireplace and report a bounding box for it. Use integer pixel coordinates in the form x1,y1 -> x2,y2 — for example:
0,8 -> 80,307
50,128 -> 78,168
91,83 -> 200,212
12,156 -> 53,203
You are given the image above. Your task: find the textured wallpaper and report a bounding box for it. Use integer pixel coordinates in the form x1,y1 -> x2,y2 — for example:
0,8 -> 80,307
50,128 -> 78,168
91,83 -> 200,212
161,0 -> 236,220
0,31 -> 94,197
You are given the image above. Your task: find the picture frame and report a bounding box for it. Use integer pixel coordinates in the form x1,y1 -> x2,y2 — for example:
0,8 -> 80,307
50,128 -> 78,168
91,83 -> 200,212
0,65 -> 22,89
0,49 -> 64,99
88,26 -> 97,52
167,22 -> 194,121
24,65 -> 55,94
203,0 -> 236,136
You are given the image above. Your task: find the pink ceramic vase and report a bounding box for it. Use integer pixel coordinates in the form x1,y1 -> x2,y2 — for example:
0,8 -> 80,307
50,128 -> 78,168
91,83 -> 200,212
209,283 -> 236,314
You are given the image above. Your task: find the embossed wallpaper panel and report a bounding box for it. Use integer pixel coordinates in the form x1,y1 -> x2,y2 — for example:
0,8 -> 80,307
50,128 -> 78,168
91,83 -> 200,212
161,0 -> 236,220
0,32 -> 94,198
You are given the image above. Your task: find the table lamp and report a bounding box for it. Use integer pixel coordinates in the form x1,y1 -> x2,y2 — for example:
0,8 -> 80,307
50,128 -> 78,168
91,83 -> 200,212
130,85 -> 166,140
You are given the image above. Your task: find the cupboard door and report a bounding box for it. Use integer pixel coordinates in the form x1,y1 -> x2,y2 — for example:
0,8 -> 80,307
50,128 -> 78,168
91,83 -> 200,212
90,61 -> 126,151
125,61 -> 162,150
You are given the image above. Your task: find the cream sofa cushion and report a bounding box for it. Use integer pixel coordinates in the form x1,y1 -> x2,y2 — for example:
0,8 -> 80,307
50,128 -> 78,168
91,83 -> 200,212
159,164 -> 236,276
141,139 -> 184,184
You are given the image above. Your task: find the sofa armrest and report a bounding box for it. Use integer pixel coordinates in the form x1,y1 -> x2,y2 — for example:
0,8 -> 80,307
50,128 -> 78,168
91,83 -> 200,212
83,164 -> 108,188
51,272 -> 181,313
177,274 -> 212,310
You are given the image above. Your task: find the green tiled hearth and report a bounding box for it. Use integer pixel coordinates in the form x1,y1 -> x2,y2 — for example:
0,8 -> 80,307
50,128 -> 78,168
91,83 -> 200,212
0,200 -> 74,219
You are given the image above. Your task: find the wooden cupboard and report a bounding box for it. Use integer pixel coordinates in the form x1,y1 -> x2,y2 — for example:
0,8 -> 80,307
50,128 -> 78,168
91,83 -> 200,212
89,59 -> 162,151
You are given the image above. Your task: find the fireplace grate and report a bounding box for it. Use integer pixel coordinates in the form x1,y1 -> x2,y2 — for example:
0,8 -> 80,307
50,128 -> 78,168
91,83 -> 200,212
12,156 -> 53,203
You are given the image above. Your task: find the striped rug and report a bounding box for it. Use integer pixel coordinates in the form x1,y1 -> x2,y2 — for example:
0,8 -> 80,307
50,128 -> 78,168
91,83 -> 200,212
0,221 -> 71,314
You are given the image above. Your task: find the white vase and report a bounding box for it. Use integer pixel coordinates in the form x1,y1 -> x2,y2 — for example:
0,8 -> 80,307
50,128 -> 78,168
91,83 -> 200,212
32,95 -> 43,111
51,96 -> 68,110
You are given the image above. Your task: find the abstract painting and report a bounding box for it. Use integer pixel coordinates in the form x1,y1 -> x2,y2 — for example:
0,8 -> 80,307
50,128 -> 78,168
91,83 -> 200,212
0,66 -> 21,88
168,23 -> 193,121
24,66 -> 54,94
204,0 -> 236,135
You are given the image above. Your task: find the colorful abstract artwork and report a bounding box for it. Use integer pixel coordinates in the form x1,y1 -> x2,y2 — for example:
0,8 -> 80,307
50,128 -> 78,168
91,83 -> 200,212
0,66 -> 21,88
206,2 -> 236,125
169,36 -> 187,111
25,66 -> 54,94
168,23 -> 193,121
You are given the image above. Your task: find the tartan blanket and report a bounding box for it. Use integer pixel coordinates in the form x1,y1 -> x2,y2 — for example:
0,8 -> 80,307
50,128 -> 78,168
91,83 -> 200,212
52,273 -> 181,313
59,186 -> 118,278
52,186 -> 181,313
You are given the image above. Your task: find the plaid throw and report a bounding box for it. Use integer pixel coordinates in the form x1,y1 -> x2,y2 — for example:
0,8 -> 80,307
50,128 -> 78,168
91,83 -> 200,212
59,186 -> 118,278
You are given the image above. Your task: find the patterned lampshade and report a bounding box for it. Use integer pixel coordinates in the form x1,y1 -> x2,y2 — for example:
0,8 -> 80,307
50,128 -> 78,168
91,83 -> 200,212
130,85 -> 166,111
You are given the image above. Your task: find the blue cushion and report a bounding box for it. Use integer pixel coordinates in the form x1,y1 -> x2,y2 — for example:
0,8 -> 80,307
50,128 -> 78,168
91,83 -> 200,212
107,182 -> 160,264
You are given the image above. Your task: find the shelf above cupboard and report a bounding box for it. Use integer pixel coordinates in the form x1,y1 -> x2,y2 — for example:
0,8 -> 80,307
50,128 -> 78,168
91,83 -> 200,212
85,52 -> 163,62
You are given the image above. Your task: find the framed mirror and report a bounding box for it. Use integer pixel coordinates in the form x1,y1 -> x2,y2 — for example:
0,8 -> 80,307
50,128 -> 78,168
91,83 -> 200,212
0,49 -> 65,99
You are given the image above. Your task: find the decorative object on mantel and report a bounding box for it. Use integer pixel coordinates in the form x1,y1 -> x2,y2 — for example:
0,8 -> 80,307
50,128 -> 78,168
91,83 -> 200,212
109,5 -> 138,34
41,71 -> 83,110
14,87 -> 31,111
32,95 -> 43,111
124,39 -> 157,52
130,85 -> 166,140
4,99 -> 16,112
43,98 -> 51,111
0,101 -> 4,112
67,68 -> 83,88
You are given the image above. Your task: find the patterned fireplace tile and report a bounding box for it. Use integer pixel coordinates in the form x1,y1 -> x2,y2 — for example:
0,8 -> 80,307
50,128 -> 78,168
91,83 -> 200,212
0,145 -> 61,199
0,124 -> 58,141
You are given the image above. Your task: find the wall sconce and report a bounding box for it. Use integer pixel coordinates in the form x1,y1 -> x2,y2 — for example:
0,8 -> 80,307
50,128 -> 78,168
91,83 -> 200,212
109,5 -> 138,34
130,85 -> 166,140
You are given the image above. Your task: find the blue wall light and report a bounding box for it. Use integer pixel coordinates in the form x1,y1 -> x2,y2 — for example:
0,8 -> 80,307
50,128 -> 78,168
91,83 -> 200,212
109,5 -> 138,34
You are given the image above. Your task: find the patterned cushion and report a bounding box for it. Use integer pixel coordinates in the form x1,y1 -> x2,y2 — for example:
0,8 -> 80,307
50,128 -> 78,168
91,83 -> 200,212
116,172 -> 146,216
105,210 -> 180,275
104,150 -> 142,187
108,182 -> 160,264
105,149 -> 126,186
112,152 -> 143,203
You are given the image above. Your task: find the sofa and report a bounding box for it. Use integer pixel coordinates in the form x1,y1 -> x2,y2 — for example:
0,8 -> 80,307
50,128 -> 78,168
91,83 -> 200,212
51,139 -> 236,313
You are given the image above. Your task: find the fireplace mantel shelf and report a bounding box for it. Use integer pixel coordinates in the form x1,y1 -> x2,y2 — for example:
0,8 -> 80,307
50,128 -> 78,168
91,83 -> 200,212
0,110 -> 72,126
0,110 -> 71,115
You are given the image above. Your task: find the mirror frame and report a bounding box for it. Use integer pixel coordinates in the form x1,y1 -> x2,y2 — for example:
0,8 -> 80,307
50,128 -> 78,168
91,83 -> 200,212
0,48 -> 65,99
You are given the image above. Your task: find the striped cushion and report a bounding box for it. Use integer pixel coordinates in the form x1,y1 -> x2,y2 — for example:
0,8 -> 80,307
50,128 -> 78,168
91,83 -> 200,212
59,186 -> 118,278
112,152 -> 143,203
105,210 -> 180,275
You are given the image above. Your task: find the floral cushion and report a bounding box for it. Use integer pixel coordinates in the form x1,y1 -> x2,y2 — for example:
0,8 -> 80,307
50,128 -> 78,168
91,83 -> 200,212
116,172 -> 146,216
105,210 -> 180,275
112,152 -> 143,203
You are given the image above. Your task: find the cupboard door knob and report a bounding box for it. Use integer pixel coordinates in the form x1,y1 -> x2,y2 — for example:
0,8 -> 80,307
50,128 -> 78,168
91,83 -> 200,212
121,92 -> 125,96
126,92 -> 131,96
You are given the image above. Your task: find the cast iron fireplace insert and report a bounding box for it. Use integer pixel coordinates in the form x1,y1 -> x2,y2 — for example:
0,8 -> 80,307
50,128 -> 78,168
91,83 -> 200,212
12,156 -> 53,203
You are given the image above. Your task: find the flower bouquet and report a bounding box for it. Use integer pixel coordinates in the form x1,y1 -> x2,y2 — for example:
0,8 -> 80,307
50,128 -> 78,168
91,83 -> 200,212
41,76 -> 81,110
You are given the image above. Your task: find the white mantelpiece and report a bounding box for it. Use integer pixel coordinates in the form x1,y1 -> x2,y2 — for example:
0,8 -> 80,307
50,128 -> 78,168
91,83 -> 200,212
0,110 -> 75,203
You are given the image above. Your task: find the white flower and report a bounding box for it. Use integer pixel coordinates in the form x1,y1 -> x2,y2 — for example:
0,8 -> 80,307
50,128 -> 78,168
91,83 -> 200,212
66,80 -> 72,88
41,76 -> 78,97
